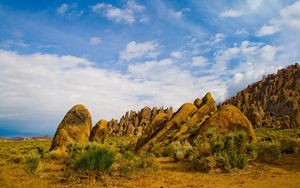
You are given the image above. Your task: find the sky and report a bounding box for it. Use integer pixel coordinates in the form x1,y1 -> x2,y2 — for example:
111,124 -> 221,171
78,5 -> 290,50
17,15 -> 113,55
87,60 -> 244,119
0,0 -> 300,137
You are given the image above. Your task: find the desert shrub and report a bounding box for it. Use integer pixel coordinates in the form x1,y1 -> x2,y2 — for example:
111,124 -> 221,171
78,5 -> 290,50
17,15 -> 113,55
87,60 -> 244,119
110,151 -> 158,177
161,144 -> 174,157
191,130 -> 254,172
66,142 -> 83,158
7,155 -> 23,164
151,143 -> 164,157
73,148 -> 114,176
192,156 -> 216,172
280,138 -> 295,153
46,148 -> 68,160
25,153 -> 40,175
136,153 -> 158,170
36,147 -> 45,158
256,141 -> 281,162
167,140 -> 193,161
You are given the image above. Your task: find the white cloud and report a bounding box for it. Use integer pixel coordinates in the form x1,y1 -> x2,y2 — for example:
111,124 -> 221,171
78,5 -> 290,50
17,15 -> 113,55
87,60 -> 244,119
246,0 -> 262,10
260,45 -> 276,61
191,56 -> 209,67
89,37 -> 101,46
212,33 -> 225,44
119,41 -> 158,61
56,3 -> 84,18
234,28 -> 249,35
91,1 -> 146,24
170,51 -> 183,59
57,3 -> 69,14
219,0 -> 262,18
0,50 -> 231,133
211,40 -> 282,96
220,9 -> 245,18
256,1 -> 300,36
170,10 -> 183,19
256,23 -> 281,36
1,40 -> 30,48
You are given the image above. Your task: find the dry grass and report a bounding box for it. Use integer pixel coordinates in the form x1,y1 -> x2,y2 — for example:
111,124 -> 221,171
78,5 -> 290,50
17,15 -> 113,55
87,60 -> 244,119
0,130 -> 300,188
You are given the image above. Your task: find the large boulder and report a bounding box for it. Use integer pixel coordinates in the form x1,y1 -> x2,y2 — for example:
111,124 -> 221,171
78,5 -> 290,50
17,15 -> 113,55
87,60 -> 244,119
50,104 -> 92,150
198,105 -> 256,142
90,119 -> 107,143
135,103 -> 197,152
173,92 -> 217,141
135,112 -> 170,152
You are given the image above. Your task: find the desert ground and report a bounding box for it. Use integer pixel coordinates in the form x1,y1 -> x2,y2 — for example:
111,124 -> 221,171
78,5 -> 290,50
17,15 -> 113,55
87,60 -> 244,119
0,129 -> 299,188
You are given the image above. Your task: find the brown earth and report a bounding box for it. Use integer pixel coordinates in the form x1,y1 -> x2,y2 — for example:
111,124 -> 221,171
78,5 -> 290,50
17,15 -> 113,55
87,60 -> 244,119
1,138 -> 300,188
110,155 -> 300,188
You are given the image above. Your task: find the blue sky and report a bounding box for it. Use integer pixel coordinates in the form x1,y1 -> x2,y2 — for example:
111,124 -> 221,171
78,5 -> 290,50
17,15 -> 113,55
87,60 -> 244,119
0,0 -> 300,137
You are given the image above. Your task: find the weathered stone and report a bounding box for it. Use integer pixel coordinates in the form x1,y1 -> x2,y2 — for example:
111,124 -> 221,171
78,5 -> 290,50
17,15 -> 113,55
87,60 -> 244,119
194,98 -> 203,108
173,92 -> 217,141
198,105 -> 256,142
223,63 -> 300,129
90,119 -> 107,144
50,104 -> 92,150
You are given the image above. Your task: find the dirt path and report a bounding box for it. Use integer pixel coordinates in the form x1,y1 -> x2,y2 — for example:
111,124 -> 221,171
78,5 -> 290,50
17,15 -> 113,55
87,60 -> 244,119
110,154 -> 300,188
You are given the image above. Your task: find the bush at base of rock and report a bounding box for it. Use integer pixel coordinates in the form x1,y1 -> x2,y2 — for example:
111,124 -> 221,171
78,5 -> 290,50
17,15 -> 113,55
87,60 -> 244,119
256,141 -> 281,162
73,148 -> 115,176
164,141 -> 193,161
110,151 -> 158,177
191,129 -> 256,172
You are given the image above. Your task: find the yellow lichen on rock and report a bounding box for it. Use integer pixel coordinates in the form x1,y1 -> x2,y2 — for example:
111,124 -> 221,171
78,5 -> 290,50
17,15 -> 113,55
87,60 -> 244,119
90,119 -> 108,144
135,103 -> 197,152
50,104 -> 92,150
198,105 -> 256,142
173,93 -> 217,141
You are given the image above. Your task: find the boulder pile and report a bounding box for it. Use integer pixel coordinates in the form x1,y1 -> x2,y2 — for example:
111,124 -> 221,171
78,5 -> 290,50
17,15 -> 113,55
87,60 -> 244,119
223,63 -> 300,128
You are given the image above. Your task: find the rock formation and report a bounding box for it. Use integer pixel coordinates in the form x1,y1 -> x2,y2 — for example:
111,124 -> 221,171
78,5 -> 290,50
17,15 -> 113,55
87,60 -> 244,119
134,92 -> 257,153
106,106 -> 173,137
223,63 -> 300,128
90,119 -> 107,144
50,104 -> 92,150
198,105 -> 257,142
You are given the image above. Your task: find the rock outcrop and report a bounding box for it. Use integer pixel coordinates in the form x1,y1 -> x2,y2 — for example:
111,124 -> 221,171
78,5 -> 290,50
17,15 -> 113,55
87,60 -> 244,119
135,93 -> 222,153
223,63 -> 300,128
134,93 -> 257,153
107,106 -> 173,137
90,120 -> 107,143
198,105 -> 256,142
50,104 -> 92,150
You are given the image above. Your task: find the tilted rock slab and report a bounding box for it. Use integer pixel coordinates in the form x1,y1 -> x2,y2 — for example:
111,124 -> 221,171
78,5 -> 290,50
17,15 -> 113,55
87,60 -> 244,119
90,119 -> 107,144
50,104 -> 92,150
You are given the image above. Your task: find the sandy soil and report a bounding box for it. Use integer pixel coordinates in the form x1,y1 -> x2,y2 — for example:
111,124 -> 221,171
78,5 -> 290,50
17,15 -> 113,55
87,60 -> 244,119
109,154 -> 300,188
1,154 -> 300,188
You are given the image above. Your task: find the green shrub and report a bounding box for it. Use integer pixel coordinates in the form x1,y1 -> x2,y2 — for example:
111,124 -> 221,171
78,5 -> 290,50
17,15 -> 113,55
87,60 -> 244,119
168,140 -> 193,161
25,153 -> 40,175
136,153 -> 158,170
110,152 -> 158,177
279,137 -> 297,153
192,156 -> 216,172
7,155 -> 23,164
191,130 -> 254,172
256,141 -> 281,162
73,148 -> 114,176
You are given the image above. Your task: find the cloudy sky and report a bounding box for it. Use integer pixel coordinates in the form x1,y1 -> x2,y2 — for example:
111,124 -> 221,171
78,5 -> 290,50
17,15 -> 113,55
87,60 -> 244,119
0,0 -> 300,136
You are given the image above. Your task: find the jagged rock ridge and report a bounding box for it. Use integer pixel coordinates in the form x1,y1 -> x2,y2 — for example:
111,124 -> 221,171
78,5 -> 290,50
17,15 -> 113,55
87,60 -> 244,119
223,63 -> 300,128
106,106 -> 173,137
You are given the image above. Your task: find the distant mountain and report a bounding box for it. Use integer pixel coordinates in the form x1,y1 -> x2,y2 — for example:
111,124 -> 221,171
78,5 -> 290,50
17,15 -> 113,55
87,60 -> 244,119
223,63 -> 300,128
